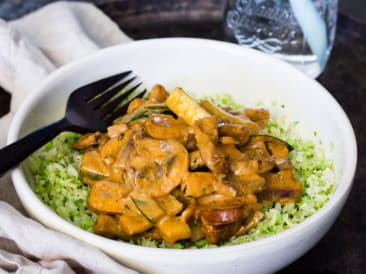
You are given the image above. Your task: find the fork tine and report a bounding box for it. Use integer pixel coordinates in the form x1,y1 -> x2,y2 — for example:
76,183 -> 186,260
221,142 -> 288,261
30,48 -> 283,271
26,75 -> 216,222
73,71 -> 132,101
99,82 -> 143,117
89,76 -> 137,108
104,88 -> 147,124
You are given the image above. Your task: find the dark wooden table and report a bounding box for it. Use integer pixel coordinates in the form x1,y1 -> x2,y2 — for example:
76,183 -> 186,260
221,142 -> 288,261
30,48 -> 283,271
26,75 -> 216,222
0,1 -> 365,274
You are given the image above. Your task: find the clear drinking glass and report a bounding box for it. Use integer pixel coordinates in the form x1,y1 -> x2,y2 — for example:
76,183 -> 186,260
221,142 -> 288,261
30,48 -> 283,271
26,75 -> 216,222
223,0 -> 338,78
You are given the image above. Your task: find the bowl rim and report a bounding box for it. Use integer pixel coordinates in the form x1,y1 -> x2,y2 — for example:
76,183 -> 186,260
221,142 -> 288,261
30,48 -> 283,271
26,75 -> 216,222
8,37 -> 358,256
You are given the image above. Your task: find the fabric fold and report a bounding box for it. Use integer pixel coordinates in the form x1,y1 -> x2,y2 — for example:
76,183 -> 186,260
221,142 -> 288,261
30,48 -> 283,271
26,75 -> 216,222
0,1 -> 132,147
0,202 -> 136,274
0,2 -> 136,273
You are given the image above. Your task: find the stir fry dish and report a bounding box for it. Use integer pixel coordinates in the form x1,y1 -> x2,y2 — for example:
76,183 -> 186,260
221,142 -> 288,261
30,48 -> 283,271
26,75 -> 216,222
73,85 -> 302,245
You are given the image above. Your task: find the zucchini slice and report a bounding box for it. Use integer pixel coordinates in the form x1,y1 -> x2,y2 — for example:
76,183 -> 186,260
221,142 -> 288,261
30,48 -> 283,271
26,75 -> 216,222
166,87 -> 211,125
250,135 -> 294,151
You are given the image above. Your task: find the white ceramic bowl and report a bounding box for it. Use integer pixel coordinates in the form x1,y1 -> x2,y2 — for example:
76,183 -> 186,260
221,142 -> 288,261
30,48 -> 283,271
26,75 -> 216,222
8,38 -> 357,274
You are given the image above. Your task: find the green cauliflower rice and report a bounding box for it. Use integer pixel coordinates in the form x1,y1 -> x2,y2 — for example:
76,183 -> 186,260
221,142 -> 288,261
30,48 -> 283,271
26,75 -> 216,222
27,94 -> 335,248
27,132 -> 96,231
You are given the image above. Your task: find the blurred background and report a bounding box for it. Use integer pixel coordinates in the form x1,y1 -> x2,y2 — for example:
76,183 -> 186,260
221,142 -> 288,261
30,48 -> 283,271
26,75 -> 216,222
0,0 -> 365,25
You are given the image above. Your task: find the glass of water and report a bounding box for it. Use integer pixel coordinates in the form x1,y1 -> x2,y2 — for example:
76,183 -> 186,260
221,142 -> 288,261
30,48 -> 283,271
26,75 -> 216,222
223,0 -> 338,78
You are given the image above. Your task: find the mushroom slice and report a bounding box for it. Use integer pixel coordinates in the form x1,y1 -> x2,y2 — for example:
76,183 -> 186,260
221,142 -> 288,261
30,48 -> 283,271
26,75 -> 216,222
217,144 -> 243,163
249,135 -> 293,152
200,100 -> 260,135
243,108 -> 270,129
229,173 -> 266,196
274,157 -> 293,170
126,97 -> 145,113
163,139 -> 189,192
107,124 -> 127,138
228,159 -> 266,195
220,136 -> 238,145
99,137 -> 122,165
114,127 -> 140,169
218,123 -> 250,145
240,137 -> 271,159
193,124 -> 227,176
131,138 -> 189,197
145,114 -> 188,142
229,159 -> 259,176
239,137 -> 275,173
195,116 -> 219,143
147,84 -> 170,103
134,138 -> 169,165
263,136 -> 293,170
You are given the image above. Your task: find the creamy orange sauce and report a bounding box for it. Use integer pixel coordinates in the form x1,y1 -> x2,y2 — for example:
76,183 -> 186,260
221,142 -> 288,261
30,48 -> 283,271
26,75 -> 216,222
74,84 -> 301,244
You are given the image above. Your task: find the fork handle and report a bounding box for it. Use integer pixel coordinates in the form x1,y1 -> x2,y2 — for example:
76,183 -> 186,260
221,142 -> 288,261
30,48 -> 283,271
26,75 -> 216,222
0,118 -> 72,176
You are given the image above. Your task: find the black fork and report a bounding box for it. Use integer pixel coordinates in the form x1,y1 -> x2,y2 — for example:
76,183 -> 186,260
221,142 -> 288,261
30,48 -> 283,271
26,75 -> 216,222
0,71 -> 146,175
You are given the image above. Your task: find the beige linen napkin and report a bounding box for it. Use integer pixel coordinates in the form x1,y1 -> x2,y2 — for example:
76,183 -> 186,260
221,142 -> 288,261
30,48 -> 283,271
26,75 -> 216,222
0,1 -> 137,273
0,202 -> 137,274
